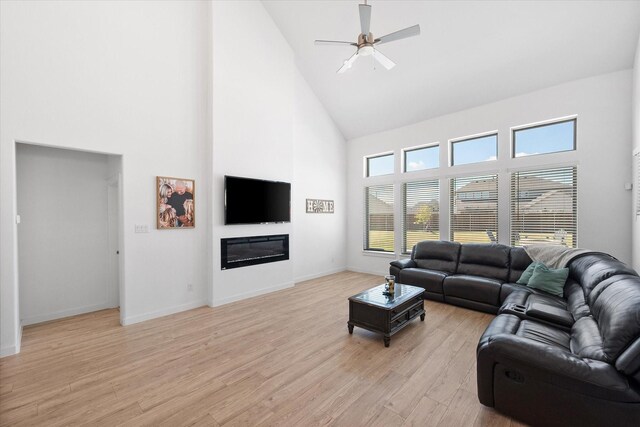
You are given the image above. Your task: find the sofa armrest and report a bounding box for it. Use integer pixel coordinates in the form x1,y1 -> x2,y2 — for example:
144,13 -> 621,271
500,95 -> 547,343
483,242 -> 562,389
477,331 -> 639,406
390,258 -> 416,270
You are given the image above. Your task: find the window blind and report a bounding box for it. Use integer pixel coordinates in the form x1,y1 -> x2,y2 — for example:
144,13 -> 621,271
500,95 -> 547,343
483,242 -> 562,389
364,184 -> 394,252
510,167 -> 577,247
403,180 -> 439,253
450,174 -> 498,243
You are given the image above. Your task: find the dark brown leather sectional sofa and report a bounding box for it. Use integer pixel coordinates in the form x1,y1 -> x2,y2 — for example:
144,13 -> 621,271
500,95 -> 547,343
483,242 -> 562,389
389,240 -> 640,426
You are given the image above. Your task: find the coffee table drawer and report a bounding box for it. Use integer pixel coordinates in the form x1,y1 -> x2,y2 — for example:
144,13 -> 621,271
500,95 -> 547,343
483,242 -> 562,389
390,295 -> 424,320
390,312 -> 410,331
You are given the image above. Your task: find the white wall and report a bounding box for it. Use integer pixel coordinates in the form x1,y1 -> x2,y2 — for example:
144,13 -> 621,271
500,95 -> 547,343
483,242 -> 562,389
632,33 -> 640,271
211,1 -> 347,305
16,145 -> 117,325
293,71 -> 347,282
1,0 -> 212,355
347,70 -> 633,276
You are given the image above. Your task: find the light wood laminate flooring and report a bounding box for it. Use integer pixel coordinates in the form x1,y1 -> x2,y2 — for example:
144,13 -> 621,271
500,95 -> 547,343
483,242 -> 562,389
0,271 -> 524,426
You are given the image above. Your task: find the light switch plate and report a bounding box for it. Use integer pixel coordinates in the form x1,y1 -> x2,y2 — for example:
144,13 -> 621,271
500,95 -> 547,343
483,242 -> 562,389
135,224 -> 149,233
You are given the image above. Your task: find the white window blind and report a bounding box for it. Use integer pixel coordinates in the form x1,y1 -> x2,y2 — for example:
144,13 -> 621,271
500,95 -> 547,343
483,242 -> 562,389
364,184 -> 394,252
403,180 -> 440,253
510,167 -> 577,247
450,174 -> 498,243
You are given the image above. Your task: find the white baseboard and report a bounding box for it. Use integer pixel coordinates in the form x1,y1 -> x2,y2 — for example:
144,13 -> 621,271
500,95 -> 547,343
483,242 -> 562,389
21,302 -> 116,326
0,344 -> 18,358
211,281 -> 294,307
122,300 -> 208,326
0,322 -> 23,358
294,266 -> 347,283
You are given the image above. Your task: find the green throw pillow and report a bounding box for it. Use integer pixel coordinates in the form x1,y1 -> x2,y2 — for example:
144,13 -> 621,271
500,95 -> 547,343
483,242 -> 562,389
526,264 -> 568,297
516,262 -> 541,285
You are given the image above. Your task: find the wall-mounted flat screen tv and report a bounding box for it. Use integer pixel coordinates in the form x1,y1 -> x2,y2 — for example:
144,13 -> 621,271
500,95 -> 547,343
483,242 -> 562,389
225,175 -> 291,225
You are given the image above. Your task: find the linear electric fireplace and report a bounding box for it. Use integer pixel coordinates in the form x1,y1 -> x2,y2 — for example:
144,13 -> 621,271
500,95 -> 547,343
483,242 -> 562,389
221,234 -> 289,270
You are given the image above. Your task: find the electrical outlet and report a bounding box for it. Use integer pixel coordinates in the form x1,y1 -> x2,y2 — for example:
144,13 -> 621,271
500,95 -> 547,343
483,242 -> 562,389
187,284 -> 193,292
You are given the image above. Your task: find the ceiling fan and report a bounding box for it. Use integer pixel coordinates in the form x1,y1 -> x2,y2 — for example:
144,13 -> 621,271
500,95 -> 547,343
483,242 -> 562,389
315,0 -> 420,74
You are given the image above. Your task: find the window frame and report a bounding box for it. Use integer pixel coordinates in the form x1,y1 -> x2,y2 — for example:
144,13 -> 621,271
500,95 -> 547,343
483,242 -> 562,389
365,152 -> 395,177
450,132 -> 498,167
511,117 -> 577,159
402,143 -> 439,173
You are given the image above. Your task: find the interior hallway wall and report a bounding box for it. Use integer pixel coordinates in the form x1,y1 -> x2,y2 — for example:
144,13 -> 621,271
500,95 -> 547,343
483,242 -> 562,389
16,144 -> 117,325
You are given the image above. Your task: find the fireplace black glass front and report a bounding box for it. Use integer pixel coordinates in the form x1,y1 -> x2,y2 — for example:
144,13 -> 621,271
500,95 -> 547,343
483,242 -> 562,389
221,234 -> 289,270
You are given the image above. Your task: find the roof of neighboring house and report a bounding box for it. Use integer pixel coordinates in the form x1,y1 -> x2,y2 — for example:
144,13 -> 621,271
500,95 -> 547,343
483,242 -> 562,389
520,189 -> 574,213
456,176 -> 570,194
368,193 -> 393,214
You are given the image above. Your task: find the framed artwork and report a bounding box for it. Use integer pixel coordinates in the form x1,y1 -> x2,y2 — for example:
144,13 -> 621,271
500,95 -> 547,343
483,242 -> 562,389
157,176 -> 195,229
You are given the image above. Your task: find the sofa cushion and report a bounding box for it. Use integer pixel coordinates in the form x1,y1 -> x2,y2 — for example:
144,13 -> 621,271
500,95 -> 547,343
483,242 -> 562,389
516,319 -> 571,350
508,247 -> 533,283
570,316 -> 606,361
564,279 -> 591,320
399,268 -> 448,294
589,275 -> 640,362
444,275 -> 502,306
456,243 -> 510,281
569,254 -> 638,298
412,240 -> 461,273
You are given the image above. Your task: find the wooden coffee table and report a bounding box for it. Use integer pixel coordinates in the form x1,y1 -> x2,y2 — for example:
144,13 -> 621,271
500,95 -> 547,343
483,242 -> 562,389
348,283 -> 425,347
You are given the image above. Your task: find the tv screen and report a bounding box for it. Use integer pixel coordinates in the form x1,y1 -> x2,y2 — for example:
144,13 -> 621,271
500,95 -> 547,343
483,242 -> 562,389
225,176 -> 291,225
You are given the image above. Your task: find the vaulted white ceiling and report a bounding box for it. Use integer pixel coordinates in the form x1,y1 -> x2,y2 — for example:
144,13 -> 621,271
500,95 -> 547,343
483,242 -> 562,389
263,0 -> 640,140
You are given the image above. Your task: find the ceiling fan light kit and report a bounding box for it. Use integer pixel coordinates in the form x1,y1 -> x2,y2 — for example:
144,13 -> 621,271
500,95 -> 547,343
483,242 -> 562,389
314,1 -> 420,74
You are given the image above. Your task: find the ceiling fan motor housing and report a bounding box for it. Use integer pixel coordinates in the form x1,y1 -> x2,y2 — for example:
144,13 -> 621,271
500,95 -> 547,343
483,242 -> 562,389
357,33 -> 375,56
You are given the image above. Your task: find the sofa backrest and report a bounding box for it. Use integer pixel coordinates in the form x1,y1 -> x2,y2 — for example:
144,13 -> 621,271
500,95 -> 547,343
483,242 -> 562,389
569,254 -> 638,298
456,243 -> 510,282
587,274 -> 640,363
412,240 -> 461,273
508,247 -> 533,283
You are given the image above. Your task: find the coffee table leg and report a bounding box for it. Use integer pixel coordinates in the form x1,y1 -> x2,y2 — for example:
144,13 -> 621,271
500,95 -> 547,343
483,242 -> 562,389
348,323 -> 354,334
420,313 -> 425,321
383,336 -> 390,347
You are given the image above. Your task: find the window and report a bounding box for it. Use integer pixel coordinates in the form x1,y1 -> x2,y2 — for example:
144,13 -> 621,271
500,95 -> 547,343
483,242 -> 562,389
510,167 -> 577,247
451,134 -> 497,166
364,184 -> 394,252
404,145 -> 439,172
366,153 -> 394,177
403,180 -> 439,253
450,174 -> 498,243
513,119 -> 576,157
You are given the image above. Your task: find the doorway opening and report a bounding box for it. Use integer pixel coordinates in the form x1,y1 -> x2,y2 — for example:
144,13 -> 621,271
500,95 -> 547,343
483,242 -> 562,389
15,143 -> 123,326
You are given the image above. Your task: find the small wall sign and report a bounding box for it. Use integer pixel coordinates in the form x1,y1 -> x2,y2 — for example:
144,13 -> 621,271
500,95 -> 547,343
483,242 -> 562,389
306,199 -> 334,213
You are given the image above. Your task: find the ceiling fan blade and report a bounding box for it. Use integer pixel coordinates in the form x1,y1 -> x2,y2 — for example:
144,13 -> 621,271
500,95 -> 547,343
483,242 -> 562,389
337,51 -> 360,74
359,4 -> 372,35
373,49 -> 396,70
374,24 -> 420,45
315,40 -> 357,47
